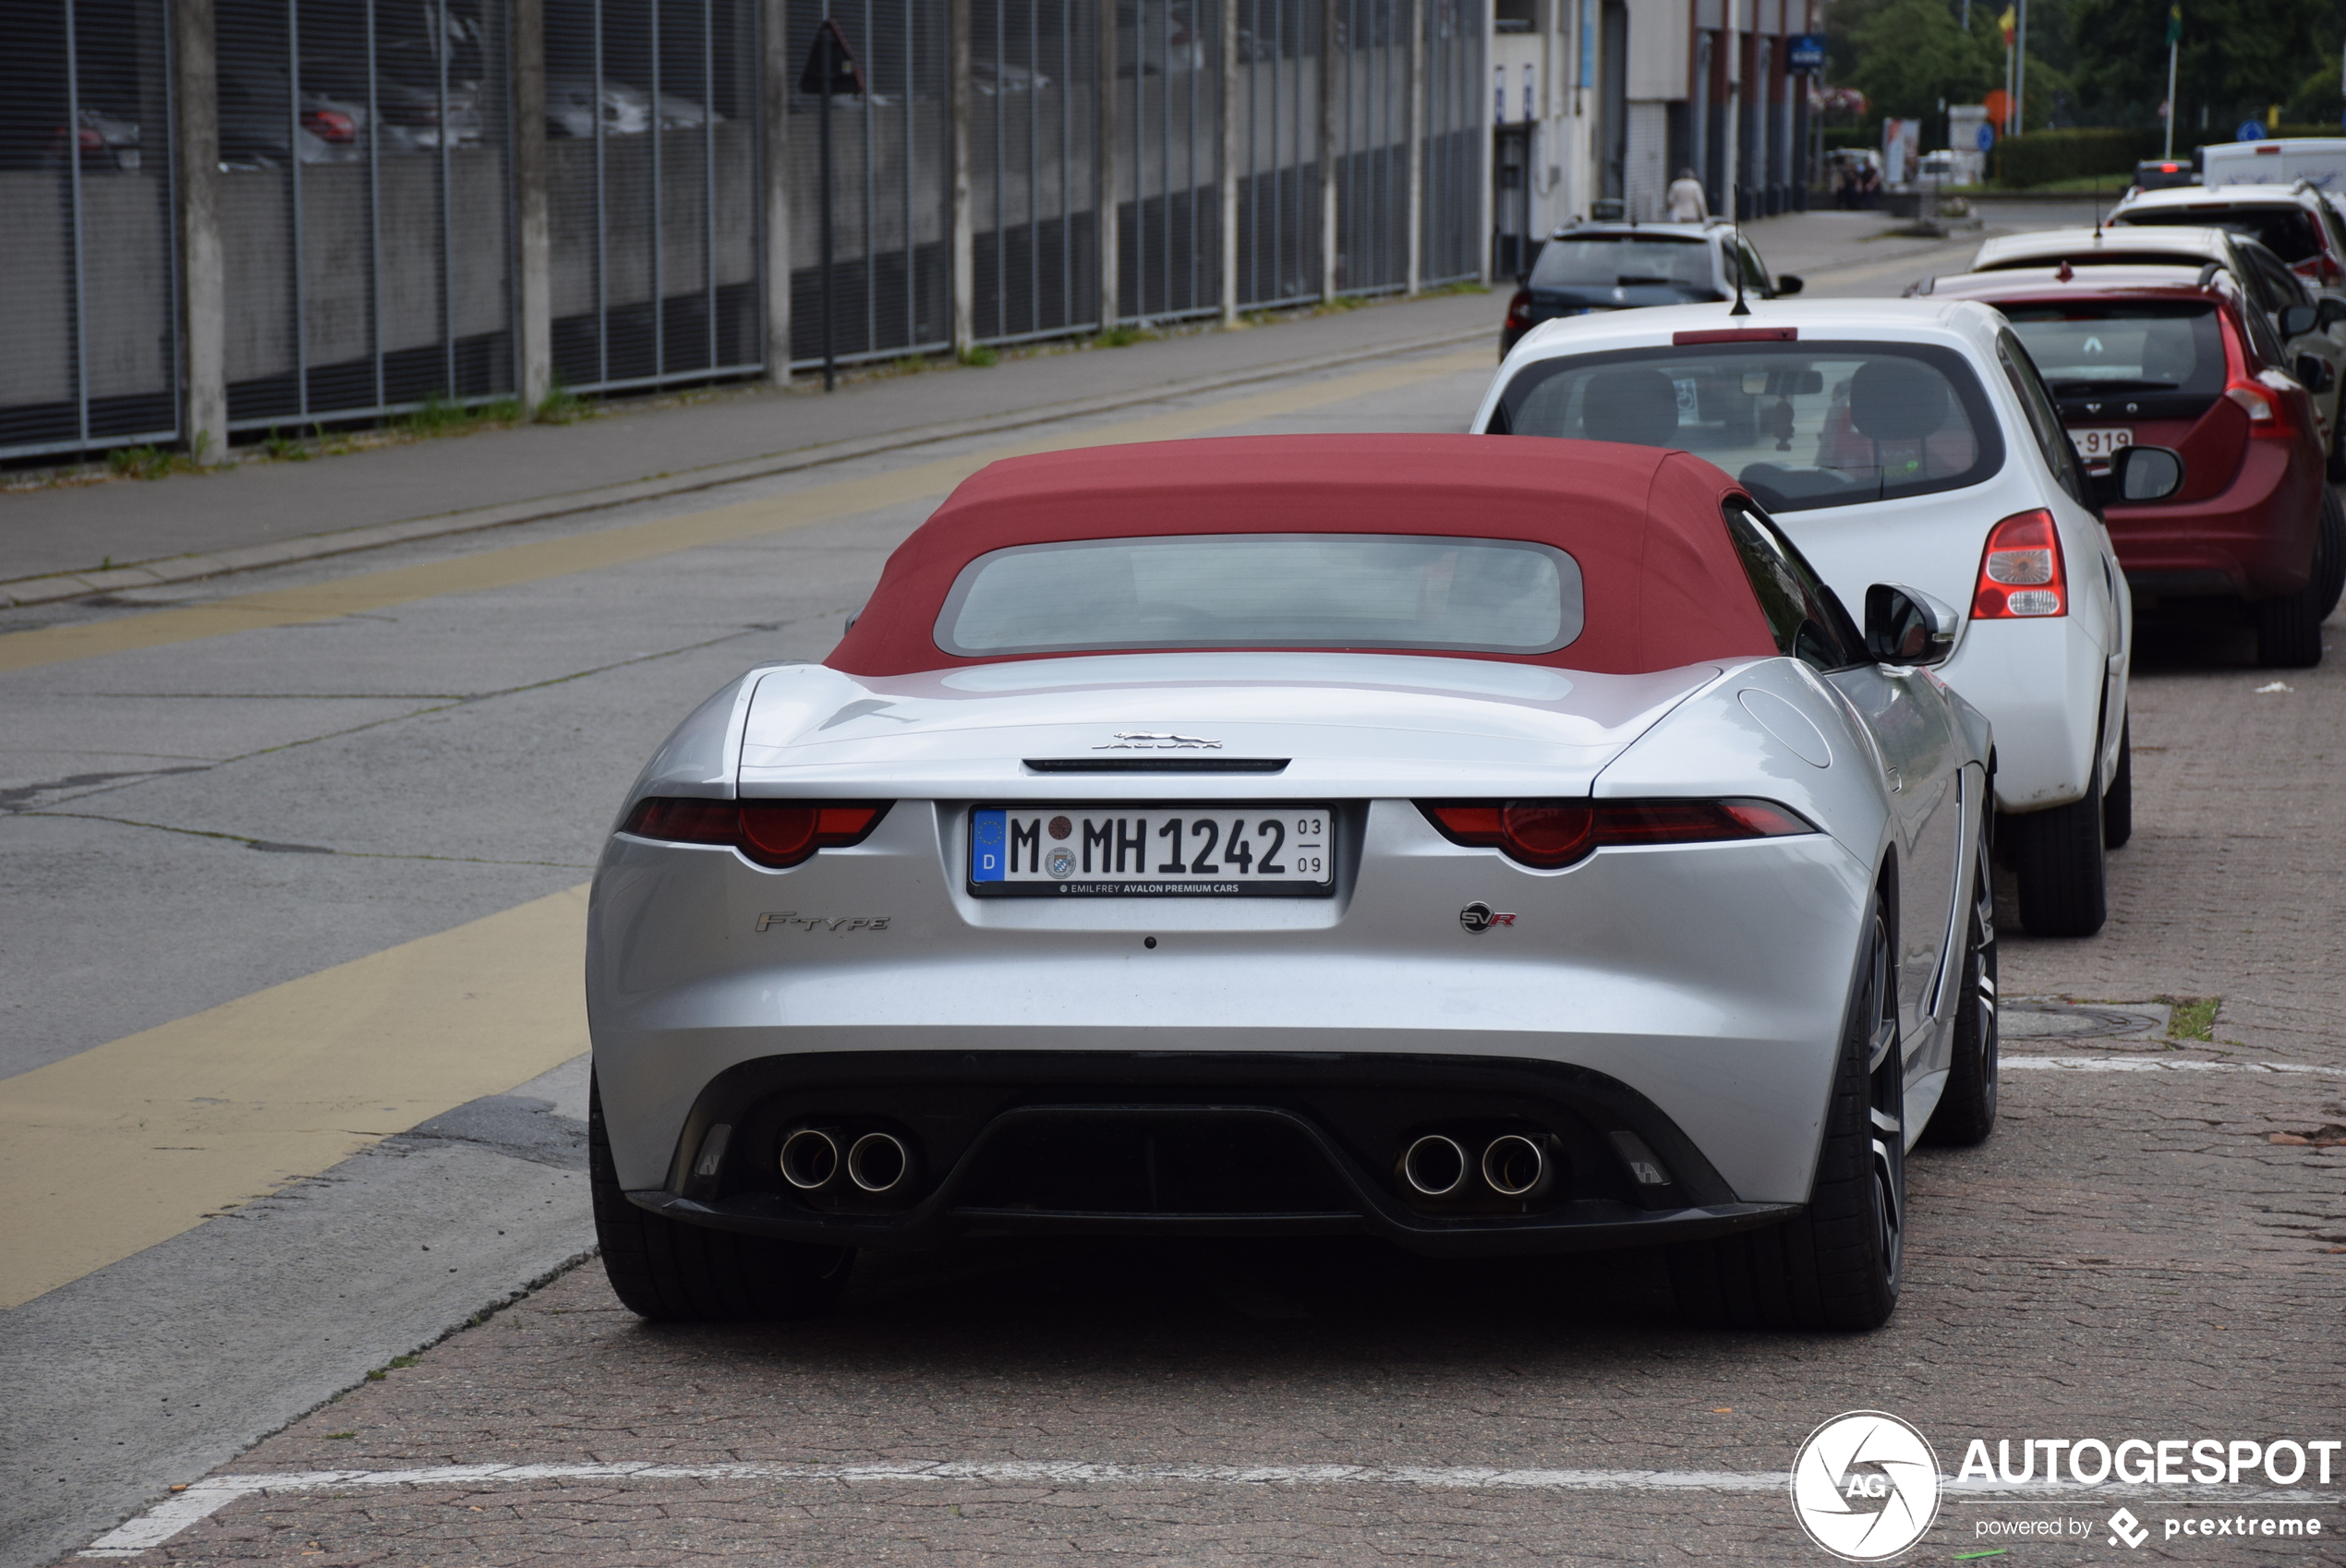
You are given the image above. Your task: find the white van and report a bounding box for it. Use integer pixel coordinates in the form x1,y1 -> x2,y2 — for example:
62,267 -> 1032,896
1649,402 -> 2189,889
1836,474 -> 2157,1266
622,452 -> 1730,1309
2200,138 -> 2346,193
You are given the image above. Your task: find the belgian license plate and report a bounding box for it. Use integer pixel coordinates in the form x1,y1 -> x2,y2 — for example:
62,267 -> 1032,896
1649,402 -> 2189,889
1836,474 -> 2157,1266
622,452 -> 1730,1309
969,806 -> 1335,897
2069,426 -> 2133,464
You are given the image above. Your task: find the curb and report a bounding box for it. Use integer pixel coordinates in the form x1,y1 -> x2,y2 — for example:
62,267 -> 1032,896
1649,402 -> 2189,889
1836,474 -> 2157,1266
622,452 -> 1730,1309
1,326 -> 1490,610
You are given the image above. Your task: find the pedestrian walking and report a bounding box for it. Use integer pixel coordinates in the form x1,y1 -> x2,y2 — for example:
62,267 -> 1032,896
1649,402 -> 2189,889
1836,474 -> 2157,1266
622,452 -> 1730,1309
1664,167 -> 1709,222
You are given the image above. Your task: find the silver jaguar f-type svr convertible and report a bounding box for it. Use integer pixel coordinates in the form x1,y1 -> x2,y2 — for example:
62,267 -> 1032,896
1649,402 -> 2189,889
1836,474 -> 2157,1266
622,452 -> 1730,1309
586,434 -> 1998,1330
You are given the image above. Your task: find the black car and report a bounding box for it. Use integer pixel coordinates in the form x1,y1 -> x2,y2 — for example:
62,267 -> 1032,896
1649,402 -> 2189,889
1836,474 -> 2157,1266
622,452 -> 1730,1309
1500,222 -> 1804,358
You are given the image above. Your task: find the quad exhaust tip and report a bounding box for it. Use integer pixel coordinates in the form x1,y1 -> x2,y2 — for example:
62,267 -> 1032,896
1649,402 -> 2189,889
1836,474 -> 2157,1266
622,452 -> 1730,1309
1400,1134 -> 1469,1197
779,1128 -> 840,1190
847,1131 -> 911,1193
1481,1134 -> 1550,1199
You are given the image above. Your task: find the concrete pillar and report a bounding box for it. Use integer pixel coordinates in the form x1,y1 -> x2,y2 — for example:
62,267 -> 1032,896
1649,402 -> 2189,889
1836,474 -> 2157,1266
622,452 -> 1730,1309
1405,0 -> 1424,295
1219,0 -> 1240,325
1723,0 -> 1740,221
512,0 -> 551,407
173,0 -> 226,463
1096,0 -> 1120,327
950,0 -> 975,356
1319,0 -> 1338,300
762,0 -> 792,384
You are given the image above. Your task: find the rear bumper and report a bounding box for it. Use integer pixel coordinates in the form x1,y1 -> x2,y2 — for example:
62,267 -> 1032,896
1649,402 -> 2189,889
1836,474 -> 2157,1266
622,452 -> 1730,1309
622,1052 -> 1802,1258
2107,442 -> 2321,602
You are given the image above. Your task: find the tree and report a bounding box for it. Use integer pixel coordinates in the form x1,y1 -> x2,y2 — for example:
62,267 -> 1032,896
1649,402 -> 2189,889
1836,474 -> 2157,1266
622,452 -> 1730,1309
2067,0 -> 2335,125
1845,0 -> 2001,128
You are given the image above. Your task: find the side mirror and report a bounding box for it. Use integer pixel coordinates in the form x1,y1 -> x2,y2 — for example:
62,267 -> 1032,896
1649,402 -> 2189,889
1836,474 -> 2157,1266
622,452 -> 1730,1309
2320,296 -> 2346,329
2298,352 -> 2339,393
1865,584 -> 1959,667
2093,443 -> 2186,507
1774,273 -> 1805,296
2280,303 -> 2318,337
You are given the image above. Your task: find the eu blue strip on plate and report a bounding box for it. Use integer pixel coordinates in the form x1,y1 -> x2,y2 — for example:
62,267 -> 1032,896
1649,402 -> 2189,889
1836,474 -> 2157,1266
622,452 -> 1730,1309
971,808 -> 1006,882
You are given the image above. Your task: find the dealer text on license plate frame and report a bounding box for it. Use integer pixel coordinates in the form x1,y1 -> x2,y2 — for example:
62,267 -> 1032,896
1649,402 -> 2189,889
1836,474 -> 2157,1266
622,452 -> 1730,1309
969,805 -> 1335,897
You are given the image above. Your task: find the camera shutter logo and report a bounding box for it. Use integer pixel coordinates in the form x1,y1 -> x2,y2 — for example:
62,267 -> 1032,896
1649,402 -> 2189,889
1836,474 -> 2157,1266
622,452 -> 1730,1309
1789,1411 -> 1941,1561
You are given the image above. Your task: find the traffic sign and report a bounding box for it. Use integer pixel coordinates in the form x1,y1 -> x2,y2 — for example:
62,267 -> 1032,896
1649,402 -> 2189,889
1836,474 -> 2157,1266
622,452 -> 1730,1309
1786,33 -> 1827,71
800,18 -> 865,97
1976,123 -> 1996,151
2237,120 -> 2267,141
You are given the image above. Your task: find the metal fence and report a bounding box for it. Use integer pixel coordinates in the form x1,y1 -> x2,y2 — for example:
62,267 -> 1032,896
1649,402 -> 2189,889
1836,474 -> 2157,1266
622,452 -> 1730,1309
0,0 -> 181,458
213,0 -> 516,432
969,0 -> 1098,344
1419,0 -> 1479,284
1330,0 -> 1406,294
549,0 -> 765,392
1,0 -> 1482,463
787,0 -> 950,368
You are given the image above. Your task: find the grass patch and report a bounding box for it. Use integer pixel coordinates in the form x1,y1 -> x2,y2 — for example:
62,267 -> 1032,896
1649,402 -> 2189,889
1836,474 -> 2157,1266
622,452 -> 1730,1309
323,1431 -> 357,1441
261,427 -> 310,461
365,1353 -> 421,1381
958,344 -> 999,368
1088,325 -> 1156,348
534,378 -> 588,424
2163,995 -> 2219,1042
105,444 -> 175,480
1419,279 -> 1491,297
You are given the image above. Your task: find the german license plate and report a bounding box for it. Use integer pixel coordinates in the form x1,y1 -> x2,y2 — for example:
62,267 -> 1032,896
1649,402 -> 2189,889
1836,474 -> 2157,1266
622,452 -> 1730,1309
2069,426 -> 2133,464
969,806 -> 1335,896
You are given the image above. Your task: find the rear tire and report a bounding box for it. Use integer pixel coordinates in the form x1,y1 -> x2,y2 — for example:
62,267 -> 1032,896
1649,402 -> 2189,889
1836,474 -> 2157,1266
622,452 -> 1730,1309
1668,898 -> 1903,1331
2011,774 -> 2108,938
1924,831 -> 1999,1147
2316,485 -> 2346,621
2102,716 -> 2133,851
2255,491 -> 2335,668
590,1078 -> 852,1321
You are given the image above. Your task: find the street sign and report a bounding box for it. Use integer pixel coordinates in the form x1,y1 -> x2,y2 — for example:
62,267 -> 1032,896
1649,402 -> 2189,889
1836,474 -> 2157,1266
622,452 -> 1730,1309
799,17 -> 865,98
1786,33 -> 1827,71
1976,123 -> 1996,151
2237,120 -> 2267,141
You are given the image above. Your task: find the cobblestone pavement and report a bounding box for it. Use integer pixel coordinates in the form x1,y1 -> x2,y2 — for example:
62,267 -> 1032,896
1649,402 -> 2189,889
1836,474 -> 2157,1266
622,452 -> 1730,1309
67,611 -> 2346,1564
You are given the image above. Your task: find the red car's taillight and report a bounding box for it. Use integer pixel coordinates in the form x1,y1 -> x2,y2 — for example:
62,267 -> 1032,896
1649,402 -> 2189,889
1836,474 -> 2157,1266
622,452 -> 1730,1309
303,108 -> 357,142
1504,287 -> 1535,332
1972,508 -> 2067,620
622,798 -> 889,868
1419,799 -> 1814,869
2224,375 -> 2298,439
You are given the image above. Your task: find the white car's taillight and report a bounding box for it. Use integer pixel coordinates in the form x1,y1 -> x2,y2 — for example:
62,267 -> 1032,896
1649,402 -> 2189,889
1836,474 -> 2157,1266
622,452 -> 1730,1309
1972,509 -> 2068,620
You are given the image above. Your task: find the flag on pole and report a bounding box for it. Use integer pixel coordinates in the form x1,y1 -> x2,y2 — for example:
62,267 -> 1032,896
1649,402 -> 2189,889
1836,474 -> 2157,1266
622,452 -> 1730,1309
2166,4 -> 2182,45
1998,4 -> 2016,45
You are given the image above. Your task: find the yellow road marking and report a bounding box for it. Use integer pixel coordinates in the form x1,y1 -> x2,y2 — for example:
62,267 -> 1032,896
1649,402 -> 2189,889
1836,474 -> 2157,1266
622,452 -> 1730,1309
0,350 -> 1486,677
0,886 -> 589,1308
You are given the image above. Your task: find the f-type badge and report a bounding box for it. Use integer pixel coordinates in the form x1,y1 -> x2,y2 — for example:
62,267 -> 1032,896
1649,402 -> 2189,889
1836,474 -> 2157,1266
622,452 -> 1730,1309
1095,731 -> 1223,750
1459,901 -> 1517,934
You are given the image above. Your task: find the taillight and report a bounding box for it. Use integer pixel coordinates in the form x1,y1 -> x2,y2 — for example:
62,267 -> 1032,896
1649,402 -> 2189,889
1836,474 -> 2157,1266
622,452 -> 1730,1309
1419,798 -> 1814,869
1505,287 -> 1535,332
2224,375 -> 2297,438
621,797 -> 889,868
303,109 -> 357,142
1972,509 -> 2067,619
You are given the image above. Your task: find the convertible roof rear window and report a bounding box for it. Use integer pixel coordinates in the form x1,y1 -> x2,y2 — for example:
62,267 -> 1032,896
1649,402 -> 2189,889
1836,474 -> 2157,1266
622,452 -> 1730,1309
937,533 -> 1585,657
1489,340 -> 2004,512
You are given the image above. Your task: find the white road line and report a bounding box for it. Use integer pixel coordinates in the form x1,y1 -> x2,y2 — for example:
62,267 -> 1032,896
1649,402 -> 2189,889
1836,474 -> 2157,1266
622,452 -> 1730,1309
81,1462 -> 2343,1554
2003,1055 -> 2346,1077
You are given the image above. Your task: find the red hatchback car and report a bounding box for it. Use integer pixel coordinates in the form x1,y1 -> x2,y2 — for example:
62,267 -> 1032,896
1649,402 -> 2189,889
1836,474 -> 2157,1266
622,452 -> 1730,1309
1921,263 -> 2344,666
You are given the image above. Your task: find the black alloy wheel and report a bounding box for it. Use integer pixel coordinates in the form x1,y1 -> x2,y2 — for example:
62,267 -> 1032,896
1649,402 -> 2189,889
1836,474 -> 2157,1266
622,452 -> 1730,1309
2254,491 -> 2338,668
1924,826 -> 2001,1146
2011,752 -> 2109,939
1667,897 -> 1904,1330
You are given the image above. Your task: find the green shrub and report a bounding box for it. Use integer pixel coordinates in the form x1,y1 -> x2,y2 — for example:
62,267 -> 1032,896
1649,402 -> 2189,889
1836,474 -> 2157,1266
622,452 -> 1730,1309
1995,127 -> 2160,188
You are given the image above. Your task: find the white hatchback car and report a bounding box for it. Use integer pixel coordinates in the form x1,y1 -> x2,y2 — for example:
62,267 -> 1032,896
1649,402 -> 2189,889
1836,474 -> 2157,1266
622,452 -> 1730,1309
1475,300 -> 2149,935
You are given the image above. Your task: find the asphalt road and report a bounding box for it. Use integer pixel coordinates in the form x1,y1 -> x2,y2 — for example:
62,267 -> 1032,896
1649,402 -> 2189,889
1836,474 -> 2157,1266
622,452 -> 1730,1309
6,210 -> 2344,1566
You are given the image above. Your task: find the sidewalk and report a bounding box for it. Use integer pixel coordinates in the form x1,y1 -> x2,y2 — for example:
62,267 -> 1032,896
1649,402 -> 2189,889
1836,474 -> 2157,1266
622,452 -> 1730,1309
0,292 -> 1506,607
0,206 -> 2055,609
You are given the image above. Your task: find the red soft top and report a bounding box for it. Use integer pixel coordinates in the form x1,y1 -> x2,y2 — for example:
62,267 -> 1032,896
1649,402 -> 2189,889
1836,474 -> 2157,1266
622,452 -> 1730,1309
826,434 -> 1778,677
